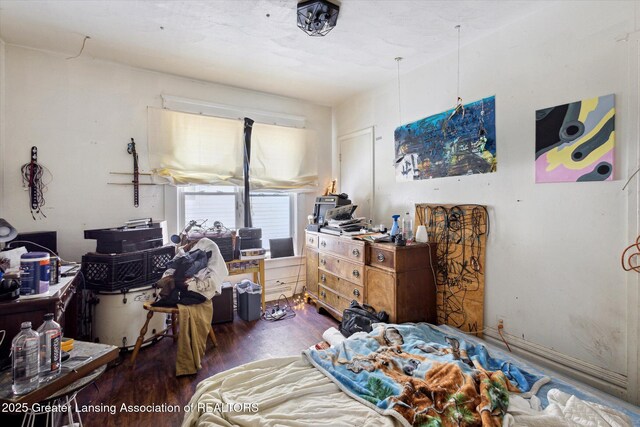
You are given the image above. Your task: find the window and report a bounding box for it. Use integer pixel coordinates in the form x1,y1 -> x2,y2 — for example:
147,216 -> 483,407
180,185 -> 293,251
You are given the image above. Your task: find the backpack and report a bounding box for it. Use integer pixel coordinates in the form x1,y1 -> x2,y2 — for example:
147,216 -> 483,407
339,301 -> 389,337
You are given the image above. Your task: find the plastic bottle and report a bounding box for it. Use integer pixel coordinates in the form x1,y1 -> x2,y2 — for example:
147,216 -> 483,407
11,322 -> 40,395
402,212 -> 413,241
37,313 -> 62,382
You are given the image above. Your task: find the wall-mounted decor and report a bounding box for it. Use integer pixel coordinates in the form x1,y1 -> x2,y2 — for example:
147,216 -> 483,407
415,203 -> 488,336
394,96 -> 496,181
535,94 -> 615,183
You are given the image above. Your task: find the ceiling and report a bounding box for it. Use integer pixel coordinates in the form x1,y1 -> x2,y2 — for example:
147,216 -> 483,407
0,0 -> 550,106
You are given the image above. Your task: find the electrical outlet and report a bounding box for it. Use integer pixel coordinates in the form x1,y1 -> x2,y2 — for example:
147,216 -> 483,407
498,319 -> 504,330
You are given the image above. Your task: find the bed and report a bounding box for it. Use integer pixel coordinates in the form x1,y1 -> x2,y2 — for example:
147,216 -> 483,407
181,323 -> 640,426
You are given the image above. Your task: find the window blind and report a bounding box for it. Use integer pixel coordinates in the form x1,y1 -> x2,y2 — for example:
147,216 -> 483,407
147,107 -> 244,185
250,122 -> 318,190
147,107 -> 318,190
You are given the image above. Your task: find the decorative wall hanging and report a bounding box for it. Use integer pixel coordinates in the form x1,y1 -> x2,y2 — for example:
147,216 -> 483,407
394,96 -> 497,181
415,203 -> 488,336
20,146 -> 50,220
535,94 -> 615,183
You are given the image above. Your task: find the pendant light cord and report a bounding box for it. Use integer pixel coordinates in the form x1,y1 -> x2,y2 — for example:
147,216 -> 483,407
455,25 -> 461,100
395,57 -> 403,125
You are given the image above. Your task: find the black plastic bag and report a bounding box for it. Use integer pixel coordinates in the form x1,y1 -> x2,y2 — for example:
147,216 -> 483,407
339,301 -> 389,337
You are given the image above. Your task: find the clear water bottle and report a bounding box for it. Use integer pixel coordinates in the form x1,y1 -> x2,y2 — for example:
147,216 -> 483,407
402,212 -> 413,241
12,322 -> 40,395
37,313 -> 62,382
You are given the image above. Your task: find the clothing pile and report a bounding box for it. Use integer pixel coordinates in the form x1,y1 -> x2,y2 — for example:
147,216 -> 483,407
154,238 -> 229,306
153,238 -> 228,376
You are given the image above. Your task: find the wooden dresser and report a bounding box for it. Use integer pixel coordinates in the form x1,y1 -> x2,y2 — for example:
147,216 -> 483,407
305,231 -> 436,324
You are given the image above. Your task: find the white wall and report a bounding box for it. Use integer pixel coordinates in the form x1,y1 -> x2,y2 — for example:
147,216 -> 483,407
335,1 -> 639,400
0,39 -> 6,217
1,45 -> 332,261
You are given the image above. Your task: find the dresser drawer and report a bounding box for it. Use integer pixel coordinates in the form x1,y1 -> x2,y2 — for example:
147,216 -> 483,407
367,246 -> 395,270
318,252 -> 364,285
318,234 -> 364,263
319,271 -> 364,305
318,285 -> 352,315
305,232 -> 319,248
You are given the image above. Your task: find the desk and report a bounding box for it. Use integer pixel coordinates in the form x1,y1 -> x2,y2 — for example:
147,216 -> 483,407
0,341 -> 118,406
0,273 -> 79,360
226,258 -> 266,311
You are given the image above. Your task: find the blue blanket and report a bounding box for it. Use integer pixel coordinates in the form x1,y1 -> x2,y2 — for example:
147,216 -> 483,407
303,323 -> 548,427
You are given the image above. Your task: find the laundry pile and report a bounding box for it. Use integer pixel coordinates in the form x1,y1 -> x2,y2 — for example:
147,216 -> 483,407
154,237 -> 228,376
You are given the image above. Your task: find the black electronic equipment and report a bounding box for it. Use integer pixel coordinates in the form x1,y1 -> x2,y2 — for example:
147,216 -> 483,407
6,231 -> 57,254
84,223 -> 163,254
311,195 -> 351,226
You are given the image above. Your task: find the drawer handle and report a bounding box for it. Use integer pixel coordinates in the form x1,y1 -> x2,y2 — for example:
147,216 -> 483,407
352,269 -> 360,278
321,274 -> 326,282
320,258 -> 326,266
308,238 -> 314,243
377,253 -> 386,262
320,291 -> 326,298
320,240 -> 327,247
353,288 -> 360,297
352,248 -> 360,257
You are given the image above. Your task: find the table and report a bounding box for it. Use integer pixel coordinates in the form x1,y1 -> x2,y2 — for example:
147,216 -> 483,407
0,273 -> 79,361
225,258 -> 266,311
0,341 -> 118,406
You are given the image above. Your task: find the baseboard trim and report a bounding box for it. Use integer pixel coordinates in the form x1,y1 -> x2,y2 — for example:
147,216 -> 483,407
484,330 -> 628,400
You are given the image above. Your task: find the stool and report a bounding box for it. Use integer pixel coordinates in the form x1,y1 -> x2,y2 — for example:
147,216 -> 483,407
21,365 -> 107,427
130,302 -> 217,366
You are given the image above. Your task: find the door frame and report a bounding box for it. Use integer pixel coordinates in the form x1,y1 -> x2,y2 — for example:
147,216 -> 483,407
625,30 -> 640,405
337,127 -> 375,222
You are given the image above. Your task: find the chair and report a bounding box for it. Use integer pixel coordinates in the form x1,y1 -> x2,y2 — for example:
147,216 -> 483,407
129,301 -> 217,366
269,237 -> 294,258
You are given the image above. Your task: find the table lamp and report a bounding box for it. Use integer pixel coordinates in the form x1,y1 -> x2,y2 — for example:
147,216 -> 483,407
0,218 -> 18,250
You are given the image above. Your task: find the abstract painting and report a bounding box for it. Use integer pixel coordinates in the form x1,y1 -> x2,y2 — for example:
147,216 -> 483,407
394,96 -> 496,181
535,94 -> 615,183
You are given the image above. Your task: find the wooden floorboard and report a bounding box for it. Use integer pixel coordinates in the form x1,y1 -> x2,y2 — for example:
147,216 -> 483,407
75,302 -> 338,427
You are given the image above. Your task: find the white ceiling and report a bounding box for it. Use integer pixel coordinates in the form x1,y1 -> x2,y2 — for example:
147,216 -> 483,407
0,0 -> 550,106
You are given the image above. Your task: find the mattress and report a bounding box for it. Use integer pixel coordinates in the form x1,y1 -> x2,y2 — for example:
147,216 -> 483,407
182,323 -> 640,426
436,324 -> 640,425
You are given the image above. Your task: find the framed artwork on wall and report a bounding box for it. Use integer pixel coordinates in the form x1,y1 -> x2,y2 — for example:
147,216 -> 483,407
394,96 -> 496,181
535,94 -> 615,183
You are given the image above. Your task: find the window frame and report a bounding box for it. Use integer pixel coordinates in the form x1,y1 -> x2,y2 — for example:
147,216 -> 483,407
178,186 -> 296,252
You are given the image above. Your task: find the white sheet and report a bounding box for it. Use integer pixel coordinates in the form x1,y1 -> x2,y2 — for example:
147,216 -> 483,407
504,389 -> 632,427
181,356 -> 400,427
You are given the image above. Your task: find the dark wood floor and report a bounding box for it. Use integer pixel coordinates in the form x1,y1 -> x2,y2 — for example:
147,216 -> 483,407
76,301 -> 338,427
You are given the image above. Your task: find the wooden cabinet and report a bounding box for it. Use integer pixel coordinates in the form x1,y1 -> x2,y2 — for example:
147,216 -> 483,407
305,231 -> 436,324
305,247 -> 319,298
0,274 -> 79,360
306,231 -> 365,320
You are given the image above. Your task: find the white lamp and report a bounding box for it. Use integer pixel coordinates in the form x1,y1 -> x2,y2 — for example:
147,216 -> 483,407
0,219 -> 18,249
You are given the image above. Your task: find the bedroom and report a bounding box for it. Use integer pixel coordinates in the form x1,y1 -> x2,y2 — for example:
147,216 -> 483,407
0,0 -> 638,426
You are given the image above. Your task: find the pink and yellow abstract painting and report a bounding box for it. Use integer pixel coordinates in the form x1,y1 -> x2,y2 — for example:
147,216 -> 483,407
535,94 -> 614,183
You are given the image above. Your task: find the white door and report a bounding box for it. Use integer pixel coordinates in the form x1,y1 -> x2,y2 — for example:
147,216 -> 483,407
338,128 -> 374,222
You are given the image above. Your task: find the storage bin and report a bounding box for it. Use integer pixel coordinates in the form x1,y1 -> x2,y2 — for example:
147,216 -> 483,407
236,280 -> 262,321
146,246 -> 175,282
82,252 -> 146,291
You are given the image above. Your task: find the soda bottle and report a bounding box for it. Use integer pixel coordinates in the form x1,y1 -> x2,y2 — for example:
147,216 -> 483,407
12,322 -> 40,395
37,313 -> 62,382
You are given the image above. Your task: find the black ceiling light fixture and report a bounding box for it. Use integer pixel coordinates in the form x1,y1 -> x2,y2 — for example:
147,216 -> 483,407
297,0 -> 340,37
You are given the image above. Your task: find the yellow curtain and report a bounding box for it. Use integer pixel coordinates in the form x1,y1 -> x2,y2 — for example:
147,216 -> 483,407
147,107 -> 318,189
251,123 -> 318,190
147,108 -> 244,185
